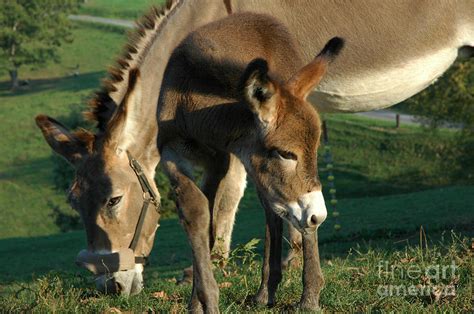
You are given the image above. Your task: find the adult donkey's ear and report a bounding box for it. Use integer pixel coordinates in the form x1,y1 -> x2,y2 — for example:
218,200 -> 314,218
287,37 -> 344,100
105,68 -> 144,155
35,115 -> 92,166
239,58 -> 278,127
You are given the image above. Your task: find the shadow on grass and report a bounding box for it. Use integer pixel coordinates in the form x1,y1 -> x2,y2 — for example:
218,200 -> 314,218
0,71 -> 106,97
0,157 -> 52,180
0,217 -> 188,285
1,214 -> 471,287
328,165 -> 439,199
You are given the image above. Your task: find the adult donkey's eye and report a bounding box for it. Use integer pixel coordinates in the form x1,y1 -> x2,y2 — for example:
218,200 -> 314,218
274,149 -> 297,161
107,196 -> 122,208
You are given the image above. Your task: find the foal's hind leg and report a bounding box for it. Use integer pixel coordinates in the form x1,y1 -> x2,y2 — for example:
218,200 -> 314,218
162,147 -> 219,313
253,196 -> 283,307
282,223 -> 303,269
178,154 -> 246,283
209,155 -> 246,261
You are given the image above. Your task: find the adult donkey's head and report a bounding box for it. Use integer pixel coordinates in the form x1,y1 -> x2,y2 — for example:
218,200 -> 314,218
35,70 -> 160,296
237,38 -> 344,234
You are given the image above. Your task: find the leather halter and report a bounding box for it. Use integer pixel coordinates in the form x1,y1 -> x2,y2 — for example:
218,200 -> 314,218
126,151 -> 160,265
75,152 -> 160,274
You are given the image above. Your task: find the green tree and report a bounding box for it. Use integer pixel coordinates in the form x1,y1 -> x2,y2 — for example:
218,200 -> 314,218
402,59 -> 474,181
0,0 -> 81,89
403,59 -> 473,131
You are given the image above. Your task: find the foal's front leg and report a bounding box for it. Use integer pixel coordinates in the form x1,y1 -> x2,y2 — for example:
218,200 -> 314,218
162,149 -> 219,313
253,205 -> 283,306
299,231 -> 324,310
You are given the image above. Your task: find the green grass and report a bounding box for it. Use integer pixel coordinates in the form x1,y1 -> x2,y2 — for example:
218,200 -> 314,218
0,190 -> 472,311
0,11 -> 472,312
321,113 -> 465,198
0,9 -> 470,239
0,22 -> 126,238
79,0 -> 165,20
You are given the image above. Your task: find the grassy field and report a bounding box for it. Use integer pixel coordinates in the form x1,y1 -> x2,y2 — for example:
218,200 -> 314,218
0,6 -> 473,312
79,0 -> 165,20
0,22 -> 127,238
0,187 -> 472,311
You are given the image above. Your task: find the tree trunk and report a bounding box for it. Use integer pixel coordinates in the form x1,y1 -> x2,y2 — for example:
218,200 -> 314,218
9,69 -> 19,90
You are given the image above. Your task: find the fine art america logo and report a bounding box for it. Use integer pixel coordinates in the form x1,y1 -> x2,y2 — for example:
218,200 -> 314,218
377,260 -> 458,299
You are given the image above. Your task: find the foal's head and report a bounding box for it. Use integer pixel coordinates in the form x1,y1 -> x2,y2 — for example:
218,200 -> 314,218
35,70 -> 160,295
238,38 -> 344,234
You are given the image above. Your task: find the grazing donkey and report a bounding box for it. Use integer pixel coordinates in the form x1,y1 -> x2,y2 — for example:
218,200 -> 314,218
155,13 -> 343,312
35,0 -> 472,302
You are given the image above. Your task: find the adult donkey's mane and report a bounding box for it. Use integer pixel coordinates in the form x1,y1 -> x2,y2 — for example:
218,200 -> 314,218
85,0 -> 180,131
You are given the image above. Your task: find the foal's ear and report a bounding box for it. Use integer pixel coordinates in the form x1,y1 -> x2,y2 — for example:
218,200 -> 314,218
35,115 -> 91,166
239,58 -> 278,126
287,37 -> 344,100
105,68 -> 143,154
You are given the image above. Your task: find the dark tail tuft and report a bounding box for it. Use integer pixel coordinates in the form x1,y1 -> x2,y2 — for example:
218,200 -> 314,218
319,37 -> 345,61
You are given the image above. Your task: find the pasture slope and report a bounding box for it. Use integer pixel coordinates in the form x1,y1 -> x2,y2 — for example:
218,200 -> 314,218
0,1 -> 472,312
79,0 -> 166,19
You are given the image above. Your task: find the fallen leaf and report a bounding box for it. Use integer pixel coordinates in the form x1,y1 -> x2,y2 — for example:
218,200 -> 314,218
420,275 -> 431,284
400,257 -> 416,264
219,282 -> 232,288
152,291 -> 169,300
431,286 -> 442,302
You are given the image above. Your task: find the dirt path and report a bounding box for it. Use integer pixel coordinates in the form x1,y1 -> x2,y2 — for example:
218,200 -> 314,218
69,14 -> 134,28
355,110 -> 419,125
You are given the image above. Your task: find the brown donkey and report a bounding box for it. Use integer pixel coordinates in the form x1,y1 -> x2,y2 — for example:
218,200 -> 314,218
156,13 -> 343,312
35,0 -> 472,300
36,12 -> 342,310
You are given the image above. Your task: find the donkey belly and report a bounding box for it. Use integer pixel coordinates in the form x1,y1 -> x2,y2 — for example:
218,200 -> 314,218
309,48 -> 459,113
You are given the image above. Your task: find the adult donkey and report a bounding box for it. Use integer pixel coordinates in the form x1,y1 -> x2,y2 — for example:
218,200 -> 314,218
36,0 -> 472,301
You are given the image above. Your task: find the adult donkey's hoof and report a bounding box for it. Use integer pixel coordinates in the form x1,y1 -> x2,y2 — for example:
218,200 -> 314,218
176,266 -> 193,285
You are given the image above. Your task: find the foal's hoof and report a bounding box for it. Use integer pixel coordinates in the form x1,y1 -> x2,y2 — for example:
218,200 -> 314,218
176,266 -> 193,285
298,300 -> 321,311
247,292 -> 273,307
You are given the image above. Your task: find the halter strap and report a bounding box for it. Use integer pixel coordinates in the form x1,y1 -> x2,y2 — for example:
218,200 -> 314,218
126,151 -> 160,264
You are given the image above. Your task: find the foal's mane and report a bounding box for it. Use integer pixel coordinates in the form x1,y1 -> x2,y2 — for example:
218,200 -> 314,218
84,0 -> 180,132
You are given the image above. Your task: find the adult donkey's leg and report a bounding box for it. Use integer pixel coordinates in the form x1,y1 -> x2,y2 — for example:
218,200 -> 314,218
162,148 -> 219,313
299,232 -> 324,310
253,202 -> 283,306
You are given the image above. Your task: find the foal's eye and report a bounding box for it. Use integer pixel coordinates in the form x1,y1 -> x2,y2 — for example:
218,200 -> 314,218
274,149 -> 297,161
107,196 -> 122,208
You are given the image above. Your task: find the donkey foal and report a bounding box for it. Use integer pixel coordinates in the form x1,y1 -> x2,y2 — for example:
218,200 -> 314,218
156,13 -> 343,312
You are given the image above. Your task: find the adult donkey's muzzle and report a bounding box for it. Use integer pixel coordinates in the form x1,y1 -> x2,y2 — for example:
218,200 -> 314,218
76,249 -> 136,274
74,152 -> 159,295
76,249 -> 144,295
